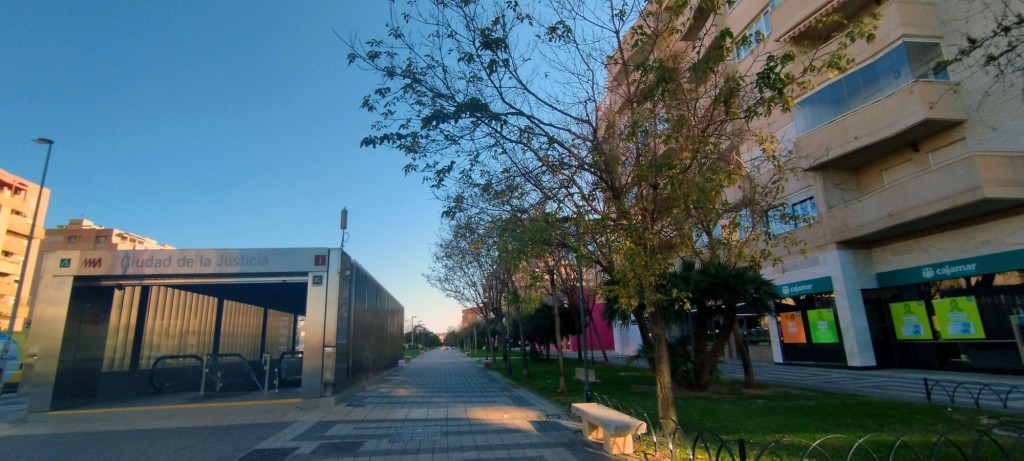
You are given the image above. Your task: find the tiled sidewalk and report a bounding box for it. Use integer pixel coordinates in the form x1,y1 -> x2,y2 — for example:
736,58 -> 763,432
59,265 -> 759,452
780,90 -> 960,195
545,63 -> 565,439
239,348 -> 615,460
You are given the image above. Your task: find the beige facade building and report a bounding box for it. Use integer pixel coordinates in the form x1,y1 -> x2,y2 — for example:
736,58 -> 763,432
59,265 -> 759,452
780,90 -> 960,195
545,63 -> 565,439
0,168 -> 49,332
21,219 -> 174,330
695,0 -> 1024,373
39,218 -> 174,252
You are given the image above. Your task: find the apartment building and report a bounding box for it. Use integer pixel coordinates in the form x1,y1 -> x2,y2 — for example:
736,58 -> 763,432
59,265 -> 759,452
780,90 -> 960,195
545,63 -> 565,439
692,0 -> 1024,374
461,307 -> 483,330
19,219 -> 175,329
39,218 -> 174,252
0,168 -> 49,332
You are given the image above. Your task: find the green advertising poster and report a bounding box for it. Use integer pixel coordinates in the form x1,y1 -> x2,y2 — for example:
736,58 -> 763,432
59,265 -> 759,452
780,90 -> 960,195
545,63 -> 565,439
807,308 -> 839,343
933,296 -> 986,339
888,300 -> 933,340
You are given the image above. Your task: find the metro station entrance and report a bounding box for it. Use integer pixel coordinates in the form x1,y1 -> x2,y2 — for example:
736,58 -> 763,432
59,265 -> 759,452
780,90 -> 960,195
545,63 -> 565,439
21,247 -> 404,413
52,276 -> 306,410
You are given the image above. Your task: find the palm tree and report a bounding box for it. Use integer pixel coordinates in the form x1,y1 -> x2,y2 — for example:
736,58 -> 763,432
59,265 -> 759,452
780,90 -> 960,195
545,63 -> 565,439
671,261 -> 778,390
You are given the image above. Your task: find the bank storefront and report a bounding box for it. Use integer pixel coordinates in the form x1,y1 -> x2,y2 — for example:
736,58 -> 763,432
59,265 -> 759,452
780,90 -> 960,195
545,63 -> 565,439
863,249 -> 1024,374
773,276 -> 848,365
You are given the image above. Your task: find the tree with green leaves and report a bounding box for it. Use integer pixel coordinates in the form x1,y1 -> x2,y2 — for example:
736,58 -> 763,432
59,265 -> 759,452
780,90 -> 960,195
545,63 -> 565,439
942,0 -> 1024,86
348,0 -> 873,433
425,214 -> 501,360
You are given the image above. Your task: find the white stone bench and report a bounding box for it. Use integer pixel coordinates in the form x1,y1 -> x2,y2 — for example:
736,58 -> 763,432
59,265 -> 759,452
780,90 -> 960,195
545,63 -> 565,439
570,402 -> 647,455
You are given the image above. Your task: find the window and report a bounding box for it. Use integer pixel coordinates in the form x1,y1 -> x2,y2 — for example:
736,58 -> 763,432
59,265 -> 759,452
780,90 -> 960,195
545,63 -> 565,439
767,197 -> 818,234
67,236 -> 78,244
794,41 -> 949,135
736,209 -> 754,240
735,9 -> 771,61
96,236 -> 107,244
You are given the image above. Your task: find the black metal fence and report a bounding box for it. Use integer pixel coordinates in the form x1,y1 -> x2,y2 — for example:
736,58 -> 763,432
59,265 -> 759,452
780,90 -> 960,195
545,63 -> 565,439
588,391 -> 1024,460
924,378 -> 1024,411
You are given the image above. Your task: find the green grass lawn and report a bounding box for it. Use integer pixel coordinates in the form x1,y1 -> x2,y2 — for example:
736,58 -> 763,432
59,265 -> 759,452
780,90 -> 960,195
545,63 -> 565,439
480,352 -> 1024,459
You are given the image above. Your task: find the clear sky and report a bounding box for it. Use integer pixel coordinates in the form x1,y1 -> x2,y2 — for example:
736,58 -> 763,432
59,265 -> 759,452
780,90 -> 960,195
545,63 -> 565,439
0,1 -> 461,334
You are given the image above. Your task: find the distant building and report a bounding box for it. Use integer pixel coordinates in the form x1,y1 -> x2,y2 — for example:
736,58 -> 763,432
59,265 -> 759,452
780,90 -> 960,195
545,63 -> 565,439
23,218 -> 173,329
461,307 -> 482,330
0,168 -> 49,332
39,218 -> 174,252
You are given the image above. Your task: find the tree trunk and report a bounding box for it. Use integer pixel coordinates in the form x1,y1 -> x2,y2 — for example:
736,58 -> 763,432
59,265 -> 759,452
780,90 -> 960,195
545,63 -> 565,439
694,305 -> 739,390
732,323 -> 755,388
517,303 -> 529,378
647,292 -> 679,435
691,307 -> 711,389
588,307 -> 609,364
633,306 -> 655,372
550,273 -> 567,393
500,305 -> 511,375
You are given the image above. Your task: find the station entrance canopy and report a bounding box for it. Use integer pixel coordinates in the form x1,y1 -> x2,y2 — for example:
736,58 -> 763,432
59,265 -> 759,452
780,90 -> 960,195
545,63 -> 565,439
22,248 -> 404,412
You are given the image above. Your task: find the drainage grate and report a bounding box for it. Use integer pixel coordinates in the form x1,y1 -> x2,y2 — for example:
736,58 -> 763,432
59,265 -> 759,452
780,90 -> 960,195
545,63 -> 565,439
390,427 -> 441,442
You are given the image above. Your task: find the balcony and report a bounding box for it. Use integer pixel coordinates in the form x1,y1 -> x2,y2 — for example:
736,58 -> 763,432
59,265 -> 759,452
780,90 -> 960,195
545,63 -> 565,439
798,80 -> 966,170
6,218 -> 31,237
773,0 -> 877,44
680,0 -> 716,41
0,259 -> 20,277
825,154 -> 1024,243
2,235 -> 27,255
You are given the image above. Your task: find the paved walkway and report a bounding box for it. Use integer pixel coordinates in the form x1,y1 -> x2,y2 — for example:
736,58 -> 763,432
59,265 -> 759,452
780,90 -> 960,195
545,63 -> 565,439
4,351 -> 1024,460
0,349 -> 614,460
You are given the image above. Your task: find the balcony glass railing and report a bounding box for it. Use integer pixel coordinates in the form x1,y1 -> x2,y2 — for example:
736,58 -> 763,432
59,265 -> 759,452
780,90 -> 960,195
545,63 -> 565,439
794,41 -> 949,136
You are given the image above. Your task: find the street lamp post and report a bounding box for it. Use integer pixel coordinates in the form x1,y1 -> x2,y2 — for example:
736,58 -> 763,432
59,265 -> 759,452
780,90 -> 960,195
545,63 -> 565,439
0,138 -> 54,389
416,321 -> 422,350
411,316 -> 417,351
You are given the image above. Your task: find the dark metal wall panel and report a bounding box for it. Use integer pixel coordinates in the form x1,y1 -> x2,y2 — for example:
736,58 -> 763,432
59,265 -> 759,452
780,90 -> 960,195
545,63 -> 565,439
220,300 -> 262,359
266,310 -> 294,359
139,286 -> 218,368
345,260 -> 404,379
102,285 -> 141,371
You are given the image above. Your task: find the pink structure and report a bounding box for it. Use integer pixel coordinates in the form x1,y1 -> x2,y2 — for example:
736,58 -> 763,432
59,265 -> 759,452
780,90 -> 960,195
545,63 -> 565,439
567,291 -> 615,352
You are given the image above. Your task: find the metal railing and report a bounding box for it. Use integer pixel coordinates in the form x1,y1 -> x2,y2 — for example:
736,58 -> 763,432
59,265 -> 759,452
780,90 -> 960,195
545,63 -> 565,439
151,354 -> 205,393
204,353 -> 263,393
924,378 -> 1024,411
151,353 -> 267,395
586,392 -> 1024,460
278,351 -> 303,388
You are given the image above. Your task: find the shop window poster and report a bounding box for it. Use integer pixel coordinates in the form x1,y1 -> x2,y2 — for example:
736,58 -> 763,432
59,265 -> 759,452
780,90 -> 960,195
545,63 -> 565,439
779,311 -> 807,344
888,300 -> 933,340
807,308 -> 840,343
933,296 -> 986,339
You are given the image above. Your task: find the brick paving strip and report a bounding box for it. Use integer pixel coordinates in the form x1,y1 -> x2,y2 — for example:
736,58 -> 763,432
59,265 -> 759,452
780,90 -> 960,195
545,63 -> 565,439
239,348 -> 617,460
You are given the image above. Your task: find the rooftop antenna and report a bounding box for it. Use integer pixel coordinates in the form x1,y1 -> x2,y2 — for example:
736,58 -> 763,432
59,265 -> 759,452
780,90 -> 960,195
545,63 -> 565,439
340,207 -> 349,251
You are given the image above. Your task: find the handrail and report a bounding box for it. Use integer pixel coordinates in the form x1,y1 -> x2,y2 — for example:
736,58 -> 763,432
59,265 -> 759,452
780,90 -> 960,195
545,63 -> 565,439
278,351 -> 303,388
205,353 -> 263,392
150,354 -> 204,393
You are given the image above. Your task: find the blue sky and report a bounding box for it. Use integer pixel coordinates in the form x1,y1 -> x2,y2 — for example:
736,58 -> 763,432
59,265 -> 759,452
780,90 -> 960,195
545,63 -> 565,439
0,1 -> 460,333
